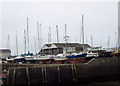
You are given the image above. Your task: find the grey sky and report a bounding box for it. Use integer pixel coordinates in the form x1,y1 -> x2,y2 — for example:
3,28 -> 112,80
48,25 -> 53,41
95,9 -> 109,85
1,2 -> 118,55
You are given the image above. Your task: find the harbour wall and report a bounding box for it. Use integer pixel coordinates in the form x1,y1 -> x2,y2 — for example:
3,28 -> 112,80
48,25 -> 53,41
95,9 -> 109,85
5,57 -> 120,86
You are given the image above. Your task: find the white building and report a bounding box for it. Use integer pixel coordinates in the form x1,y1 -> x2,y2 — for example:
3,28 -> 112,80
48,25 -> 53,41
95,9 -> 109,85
40,43 -> 91,55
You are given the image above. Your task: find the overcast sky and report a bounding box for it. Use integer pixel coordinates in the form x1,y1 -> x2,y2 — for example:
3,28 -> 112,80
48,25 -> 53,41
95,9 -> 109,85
1,1 -> 119,55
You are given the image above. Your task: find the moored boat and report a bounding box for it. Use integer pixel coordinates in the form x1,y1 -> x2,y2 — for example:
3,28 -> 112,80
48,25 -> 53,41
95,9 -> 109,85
66,53 -> 87,63
6,56 -> 15,62
14,52 -> 34,64
34,54 -> 54,64
14,56 -> 25,64
86,51 -> 99,57
54,54 -> 68,64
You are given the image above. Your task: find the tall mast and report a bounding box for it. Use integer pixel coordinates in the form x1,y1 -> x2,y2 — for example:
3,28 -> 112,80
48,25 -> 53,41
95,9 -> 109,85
48,27 -> 52,54
24,30 -> 26,53
48,32 -> 49,44
7,34 -> 9,49
16,31 -> 18,55
27,17 -> 29,52
37,21 -> 40,50
118,26 -> 120,52
34,37 -> 36,55
91,35 -> 93,49
80,28 -> 81,44
49,27 -> 51,44
65,24 -> 67,54
56,25 -> 59,54
39,23 -> 41,49
118,2 -> 120,53
107,35 -> 110,49
115,32 -> 117,49
56,25 -> 59,43
82,15 -> 85,52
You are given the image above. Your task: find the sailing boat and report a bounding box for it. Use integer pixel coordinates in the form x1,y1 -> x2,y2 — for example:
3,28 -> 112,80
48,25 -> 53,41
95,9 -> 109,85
6,35 -> 16,62
66,15 -> 87,63
22,18 -> 35,63
86,35 -> 99,57
34,26 -> 54,64
14,18 -> 34,64
54,25 -> 68,64
14,29 -> 34,64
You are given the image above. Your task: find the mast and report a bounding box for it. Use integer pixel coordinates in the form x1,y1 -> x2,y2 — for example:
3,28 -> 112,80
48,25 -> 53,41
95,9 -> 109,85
107,35 -> 110,49
39,23 -> 41,49
91,35 -> 93,50
79,30 -> 81,44
49,27 -> 52,54
118,26 -> 120,52
115,32 -> 117,49
24,30 -> 26,53
34,37 -> 36,55
7,35 -> 9,49
49,27 -> 51,44
47,27 -> 52,54
82,15 -> 85,52
56,25 -> 59,54
48,32 -> 49,44
65,24 -> 67,54
118,2 -> 120,53
27,17 -> 29,52
56,25 -> 59,43
37,21 -> 40,51
16,30 -> 18,56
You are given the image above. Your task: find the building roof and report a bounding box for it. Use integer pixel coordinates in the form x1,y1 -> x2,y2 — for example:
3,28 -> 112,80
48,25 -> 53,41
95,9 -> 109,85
41,44 -> 52,49
42,43 -> 91,49
53,43 -> 80,48
0,49 -> 11,53
79,44 -> 91,48
53,43 -> 91,48
44,44 -> 52,47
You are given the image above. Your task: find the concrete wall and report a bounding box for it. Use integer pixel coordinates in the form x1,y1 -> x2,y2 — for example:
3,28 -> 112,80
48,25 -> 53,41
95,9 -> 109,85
6,57 -> 120,85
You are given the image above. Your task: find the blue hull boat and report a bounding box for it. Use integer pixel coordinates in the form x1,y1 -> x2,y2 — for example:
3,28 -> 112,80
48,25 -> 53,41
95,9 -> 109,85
66,53 -> 87,58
